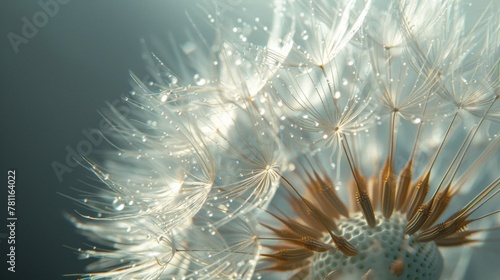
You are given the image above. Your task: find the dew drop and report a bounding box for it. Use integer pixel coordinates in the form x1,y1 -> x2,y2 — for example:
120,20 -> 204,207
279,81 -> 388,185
115,203 -> 125,211
193,74 -> 206,86
181,41 -> 196,54
112,197 -> 125,211
301,30 -> 309,40
168,75 -> 178,85
299,63 -> 312,74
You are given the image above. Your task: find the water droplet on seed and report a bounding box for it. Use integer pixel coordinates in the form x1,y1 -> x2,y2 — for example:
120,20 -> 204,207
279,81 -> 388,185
193,74 -> 206,86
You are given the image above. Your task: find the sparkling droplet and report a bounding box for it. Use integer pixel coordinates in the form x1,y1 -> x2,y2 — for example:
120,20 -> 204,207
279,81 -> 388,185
112,197 -> 125,211
169,75 -> 178,85
181,41 -> 196,54
301,30 -> 309,40
193,74 -> 206,86
299,63 -> 312,74
115,204 -> 125,211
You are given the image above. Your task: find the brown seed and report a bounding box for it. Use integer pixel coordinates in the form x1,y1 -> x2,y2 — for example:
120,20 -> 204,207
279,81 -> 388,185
357,190 -> 377,227
332,235 -> 358,256
396,160 -> 413,210
390,259 -> 405,277
406,171 -> 430,220
381,158 -> 397,219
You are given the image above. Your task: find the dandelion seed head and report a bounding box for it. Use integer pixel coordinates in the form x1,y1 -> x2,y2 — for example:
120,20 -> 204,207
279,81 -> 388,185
67,0 -> 500,279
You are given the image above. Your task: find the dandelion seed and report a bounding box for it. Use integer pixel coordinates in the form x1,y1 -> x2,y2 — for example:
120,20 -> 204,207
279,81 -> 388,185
68,0 -> 499,279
